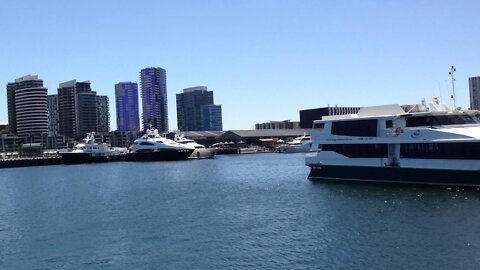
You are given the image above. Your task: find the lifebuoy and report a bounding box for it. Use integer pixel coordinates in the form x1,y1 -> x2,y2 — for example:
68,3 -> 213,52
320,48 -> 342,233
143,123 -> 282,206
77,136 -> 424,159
395,127 -> 403,136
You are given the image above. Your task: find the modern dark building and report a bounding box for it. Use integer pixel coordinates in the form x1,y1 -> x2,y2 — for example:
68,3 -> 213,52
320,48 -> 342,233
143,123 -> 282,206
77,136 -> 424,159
299,106 -> 360,128
58,80 -> 98,139
469,76 -> 480,110
115,82 -> 140,131
176,86 -> 223,131
97,95 -> 110,133
201,104 -> 223,131
140,67 -> 168,132
76,89 -> 98,138
6,75 -> 48,142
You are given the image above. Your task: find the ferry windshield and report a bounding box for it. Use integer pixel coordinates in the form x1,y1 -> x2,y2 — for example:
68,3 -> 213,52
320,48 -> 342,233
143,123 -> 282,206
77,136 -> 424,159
406,114 -> 480,127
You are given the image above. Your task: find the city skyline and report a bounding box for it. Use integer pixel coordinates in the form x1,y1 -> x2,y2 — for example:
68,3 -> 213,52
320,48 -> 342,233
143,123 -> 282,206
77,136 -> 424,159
1,1 -> 480,130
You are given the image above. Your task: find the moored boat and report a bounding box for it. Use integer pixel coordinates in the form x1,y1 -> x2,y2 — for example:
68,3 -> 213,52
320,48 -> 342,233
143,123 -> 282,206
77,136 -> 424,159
174,134 -> 215,159
277,133 -> 313,153
58,132 -> 126,164
125,128 -> 194,161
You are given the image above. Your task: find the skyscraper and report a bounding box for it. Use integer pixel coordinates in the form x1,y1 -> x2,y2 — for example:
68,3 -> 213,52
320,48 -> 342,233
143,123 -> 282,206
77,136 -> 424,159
469,76 -> 480,110
97,95 -> 110,133
176,86 -> 222,131
6,83 -> 17,134
140,67 -> 168,132
6,75 -> 48,142
57,80 -> 97,139
47,94 -> 59,136
115,82 -> 140,131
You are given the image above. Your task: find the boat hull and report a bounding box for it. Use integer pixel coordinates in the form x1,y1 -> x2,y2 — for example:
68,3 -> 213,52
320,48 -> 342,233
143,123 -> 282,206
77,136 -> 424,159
189,148 -> 215,159
308,164 -> 480,187
59,152 -> 124,164
125,149 -> 194,161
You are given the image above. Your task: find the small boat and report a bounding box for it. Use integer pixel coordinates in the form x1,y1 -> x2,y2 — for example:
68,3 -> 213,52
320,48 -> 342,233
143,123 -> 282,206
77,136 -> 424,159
277,134 -> 313,153
125,128 -> 194,161
58,132 -> 126,164
174,134 -> 215,159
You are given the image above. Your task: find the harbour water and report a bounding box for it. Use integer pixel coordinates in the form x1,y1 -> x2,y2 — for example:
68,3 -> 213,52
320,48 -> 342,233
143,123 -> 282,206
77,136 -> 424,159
1,153 -> 480,269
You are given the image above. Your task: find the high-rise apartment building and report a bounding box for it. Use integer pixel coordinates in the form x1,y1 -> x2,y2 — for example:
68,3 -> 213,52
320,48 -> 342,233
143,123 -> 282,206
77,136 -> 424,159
176,86 -> 222,131
140,67 -> 168,132
97,95 -> 110,133
115,82 -> 140,131
58,80 -> 97,139
6,83 -> 17,134
6,75 -> 48,142
48,94 -> 59,136
469,76 -> 480,110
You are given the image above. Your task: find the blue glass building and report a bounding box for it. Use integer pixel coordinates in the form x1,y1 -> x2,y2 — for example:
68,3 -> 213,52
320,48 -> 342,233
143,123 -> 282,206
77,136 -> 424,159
140,67 -> 168,132
201,104 -> 223,131
115,82 -> 140,131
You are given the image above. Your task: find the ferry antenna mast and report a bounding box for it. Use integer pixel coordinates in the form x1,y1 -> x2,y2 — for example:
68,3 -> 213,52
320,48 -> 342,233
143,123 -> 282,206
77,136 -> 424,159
449,65 -> 457,110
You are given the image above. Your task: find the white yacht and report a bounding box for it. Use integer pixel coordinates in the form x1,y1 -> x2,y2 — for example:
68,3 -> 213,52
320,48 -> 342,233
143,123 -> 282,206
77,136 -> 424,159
277,134 -> 313,153
306,101 -> 480,186
125,129 -> 194,161
174,134 -> 215,159
58,132 -> 126,164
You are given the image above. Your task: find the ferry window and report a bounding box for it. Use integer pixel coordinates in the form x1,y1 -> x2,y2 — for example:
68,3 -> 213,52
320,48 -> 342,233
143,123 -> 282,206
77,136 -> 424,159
400,142 -> 480,159
313,123 -> 325,129
386,120 -> 393,129
406,115 -> 479,127
331,119 -> 377,137
323,144 -> 387,158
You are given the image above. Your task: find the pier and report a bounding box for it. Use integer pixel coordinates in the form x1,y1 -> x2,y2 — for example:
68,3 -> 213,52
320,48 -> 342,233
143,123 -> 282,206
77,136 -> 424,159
0,156 -> 64,169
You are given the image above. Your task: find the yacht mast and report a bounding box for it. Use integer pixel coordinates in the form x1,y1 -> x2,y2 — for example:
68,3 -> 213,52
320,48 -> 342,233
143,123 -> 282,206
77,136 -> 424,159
449,65 -> 457,110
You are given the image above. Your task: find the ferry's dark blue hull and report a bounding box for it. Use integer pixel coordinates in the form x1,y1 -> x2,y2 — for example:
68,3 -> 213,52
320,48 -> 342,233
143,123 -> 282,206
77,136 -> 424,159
59,152 -> 125,164
308,165 -> 480,187
125,149 -> 194,161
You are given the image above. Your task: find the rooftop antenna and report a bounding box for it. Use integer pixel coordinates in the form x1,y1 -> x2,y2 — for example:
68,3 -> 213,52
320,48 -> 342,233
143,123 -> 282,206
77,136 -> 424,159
449,65 -> 457,110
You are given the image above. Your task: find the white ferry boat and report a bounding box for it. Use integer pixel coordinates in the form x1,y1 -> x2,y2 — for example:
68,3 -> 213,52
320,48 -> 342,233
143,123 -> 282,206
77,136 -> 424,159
59,132 -> 126,164
125,128 -> 194,161
306,102 -> 480,186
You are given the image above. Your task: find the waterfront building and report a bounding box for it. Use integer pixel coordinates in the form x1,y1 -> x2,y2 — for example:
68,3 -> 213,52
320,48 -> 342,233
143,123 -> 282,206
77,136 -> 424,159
47,94 -> 59,136
299,106 -> 361,128
140,67 -> 168,132
6,75 -> 48,143
97,95 -> 110,133
115,82 -> 140,131
255,120 -> 300,130
58,80 -> 98,139
176,86 -> 223,131
469,76 -> 480,110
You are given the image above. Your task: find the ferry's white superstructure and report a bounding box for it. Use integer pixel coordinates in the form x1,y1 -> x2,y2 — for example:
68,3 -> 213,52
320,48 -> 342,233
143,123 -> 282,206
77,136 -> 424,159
306,104 -> 480,186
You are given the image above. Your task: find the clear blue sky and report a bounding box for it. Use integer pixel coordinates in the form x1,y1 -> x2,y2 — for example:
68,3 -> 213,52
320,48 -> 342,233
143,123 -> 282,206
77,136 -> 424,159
1,0 -> 479,130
